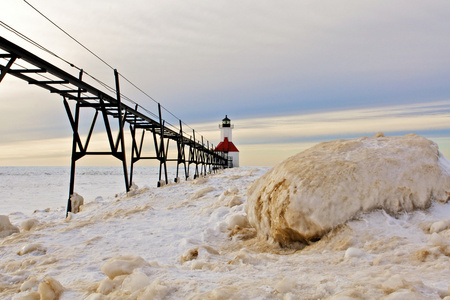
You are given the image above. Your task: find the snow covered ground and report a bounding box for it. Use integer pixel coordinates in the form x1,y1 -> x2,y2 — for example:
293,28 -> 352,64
1,165 -> 450,299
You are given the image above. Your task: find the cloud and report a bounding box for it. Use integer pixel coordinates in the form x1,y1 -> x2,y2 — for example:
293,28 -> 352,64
3,0 -> 450,119
1,100 -> 450,166
1,1 -> 450,165
192,100 -> 450,143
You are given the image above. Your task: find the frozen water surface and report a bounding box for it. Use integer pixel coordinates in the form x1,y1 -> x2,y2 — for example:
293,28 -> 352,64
0,162 -> 449,299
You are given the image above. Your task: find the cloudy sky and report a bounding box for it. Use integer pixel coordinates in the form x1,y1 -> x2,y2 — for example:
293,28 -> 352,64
1,0 -> 450,166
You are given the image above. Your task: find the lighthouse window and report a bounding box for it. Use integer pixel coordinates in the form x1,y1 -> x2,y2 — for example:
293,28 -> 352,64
222,116 -> 231,127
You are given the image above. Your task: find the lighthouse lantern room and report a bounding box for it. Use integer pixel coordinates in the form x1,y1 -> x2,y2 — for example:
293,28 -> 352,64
215,115 -> 239,167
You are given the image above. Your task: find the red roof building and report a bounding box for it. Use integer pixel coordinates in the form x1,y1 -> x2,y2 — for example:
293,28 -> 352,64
214,137 -> 239,152
214,115 -> 239,167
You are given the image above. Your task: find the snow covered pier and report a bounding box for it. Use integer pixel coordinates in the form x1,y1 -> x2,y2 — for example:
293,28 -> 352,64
0,36 -> 228,215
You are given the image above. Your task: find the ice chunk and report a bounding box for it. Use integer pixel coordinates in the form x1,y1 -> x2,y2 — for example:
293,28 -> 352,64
275,277 -> 297,294
430,232 -> 447,247
189,186 -> 215,200
228,249 -> 261,265
228,186 -> 239,195
344,247 -> 365,259
180,245 -> 219,263
381,274 -> 407,293
70,193 -> 84,214
21,219 -> 40,231
13,291 -> 41,300
246,134 -> 450,246
430,219 -> 450,233
138,279 -> 171,300
0,215 -> 20,238
96,275 -> 126,295
192,177 -> 208,185
101,255 -> 148,279
127,183 -> 140,197
85,293 -> 106,300
227,196 -> 243,207
381,289 -> 423,300
121,271 -> 151,294
20,275 -> 38,292
227,214 -> 250,229
37,276 -> 64,300
18,243 -> 46,256
180,247 -> 199,263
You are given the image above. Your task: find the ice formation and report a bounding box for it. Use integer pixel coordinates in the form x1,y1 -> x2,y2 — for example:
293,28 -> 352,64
246,134 -> 450,245
21,219 -> 40,231
17,243 -> 46,256
430,219 -> 450,233
101,255 -> 149,279
70,193 -> 84,213
0,215 -> 19,238
38,276 -> 64,300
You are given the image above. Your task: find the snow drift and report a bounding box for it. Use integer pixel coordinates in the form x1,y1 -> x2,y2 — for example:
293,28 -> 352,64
246,133 -> 450,246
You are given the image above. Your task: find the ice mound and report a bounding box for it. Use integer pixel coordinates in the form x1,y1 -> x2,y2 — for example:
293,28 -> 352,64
246,134 -> 450,246
0,215 -> 19,238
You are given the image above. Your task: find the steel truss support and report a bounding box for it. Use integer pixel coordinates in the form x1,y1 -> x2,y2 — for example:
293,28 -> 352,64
200,136 -> 206,176
64,70 -> 130,215
188,130 -> 200,179
129,104 -> 143,187
0,55 -> 16,83
175,120 -> 188,182
152,103 -> 168,186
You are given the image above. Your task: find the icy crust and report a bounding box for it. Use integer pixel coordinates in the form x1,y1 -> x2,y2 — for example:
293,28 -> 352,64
246,134 -> 450,245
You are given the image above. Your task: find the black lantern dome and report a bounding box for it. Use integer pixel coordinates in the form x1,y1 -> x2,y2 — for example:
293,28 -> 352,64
222,115 -> 231,127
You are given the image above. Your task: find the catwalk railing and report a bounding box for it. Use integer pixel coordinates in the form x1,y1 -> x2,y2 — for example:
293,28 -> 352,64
0,36 -> 228,215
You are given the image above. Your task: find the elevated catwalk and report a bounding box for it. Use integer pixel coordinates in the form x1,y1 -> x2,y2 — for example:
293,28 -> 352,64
0,36 -> 228,215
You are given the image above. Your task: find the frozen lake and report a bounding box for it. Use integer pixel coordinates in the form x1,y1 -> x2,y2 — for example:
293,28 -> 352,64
0,166 -> 177,215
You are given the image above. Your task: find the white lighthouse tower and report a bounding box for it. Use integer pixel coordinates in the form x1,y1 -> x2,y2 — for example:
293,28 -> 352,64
214,115 -> 239,167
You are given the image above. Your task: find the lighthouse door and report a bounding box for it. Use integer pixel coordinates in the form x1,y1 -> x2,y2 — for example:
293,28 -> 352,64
228,156 -> 233,168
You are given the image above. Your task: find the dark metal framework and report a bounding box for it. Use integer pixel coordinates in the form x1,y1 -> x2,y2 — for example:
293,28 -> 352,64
0,36 -> 227,215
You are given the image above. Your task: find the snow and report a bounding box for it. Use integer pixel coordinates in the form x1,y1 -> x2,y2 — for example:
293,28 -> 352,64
0,156 -> 449,298
246,134 -> 450,246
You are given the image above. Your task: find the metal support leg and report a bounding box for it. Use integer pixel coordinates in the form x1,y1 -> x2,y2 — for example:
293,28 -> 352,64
175,120 -> 188,182
65,69 -> 83,216
114,69 -> 130,192
130,125 -> 136,187
66,100 -> 80,216
129,105 -> 140,186
158,104 -> 168,185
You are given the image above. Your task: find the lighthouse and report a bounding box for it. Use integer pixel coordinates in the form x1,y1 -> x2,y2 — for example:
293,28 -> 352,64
214,115 -> 239,167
